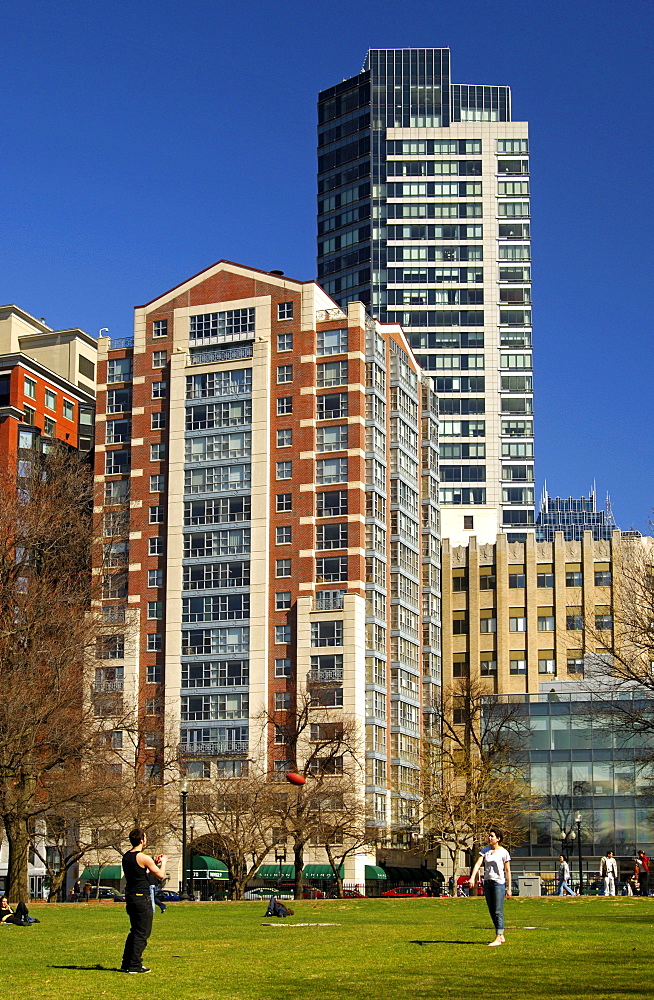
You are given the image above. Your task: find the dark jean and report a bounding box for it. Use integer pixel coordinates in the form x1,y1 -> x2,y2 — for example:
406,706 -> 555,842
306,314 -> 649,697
483,879 -> 506,934
121,893 -> 153,971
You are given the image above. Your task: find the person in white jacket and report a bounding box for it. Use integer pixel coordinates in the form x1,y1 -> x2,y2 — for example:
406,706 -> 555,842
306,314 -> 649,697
600,850 -> 619,896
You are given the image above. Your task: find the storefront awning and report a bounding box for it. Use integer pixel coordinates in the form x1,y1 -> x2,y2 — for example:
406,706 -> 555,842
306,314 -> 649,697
364,865 -> 388,880
256,864 -> 295,879
303,864 -> 342,879
188,855 -> 229,879
81,865 -> 122,880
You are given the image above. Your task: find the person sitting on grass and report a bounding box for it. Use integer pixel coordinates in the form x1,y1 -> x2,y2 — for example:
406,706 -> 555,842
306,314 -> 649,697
0,897 -> 39,925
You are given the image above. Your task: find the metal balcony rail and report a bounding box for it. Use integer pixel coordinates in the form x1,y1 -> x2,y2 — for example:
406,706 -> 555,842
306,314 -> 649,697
179,741 -> 249,756
189,346 -> 254,365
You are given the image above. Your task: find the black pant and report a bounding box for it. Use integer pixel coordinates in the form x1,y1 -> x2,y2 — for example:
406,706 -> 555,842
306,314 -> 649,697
640,873 -> 649,897
3,901 -> 29,925
121,893 -> 153,971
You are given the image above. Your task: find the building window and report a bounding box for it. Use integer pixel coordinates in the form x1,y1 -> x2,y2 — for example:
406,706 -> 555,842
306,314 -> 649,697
317,327 -> 347,356
566,613 -> 584,631
509,573 -> 525,588
153,350 -> 167,368
276,559 -> 291,578
276,526 -> 291,545
149,505 -> 164,524
311,621 -> 343,647
105,449 -> 130,475
452,573 -> 467,592
566,571 -> 583,587
480,659 -> 497,675
147,633 -> 162,651
43,417 -> 56,437
189,308 -> 255,341
147,664 -> 162,682
153,320 -> 168,338
275,658 -> 291,677
152,381 -> 166,399
510,658 -> 526,674
316,522 -> 347,549
537,616 -> 555,631
150,474 -> 165,492
148,569 -> 163,588
479,572 -> 495,590
463,515 -> 474,529
150,443 -> 165,461
317,392 -> 348,420
148,537 -> 163,556
316,457 -> 347,484
275,692 -> 291,711
316,556 -> 347,582
276,428 -> 292,448
276,461 -> 292,480
480,616 -> 496,633
317,425 -> 348,452
567,657 -> 584,674
317,490 -> 347,517
317,360 -> 348,388
278,332 -> 293,351
24,377 -> 36,399
537,571 -> 554,587
595,612 -> 613,630
278,302 -> 293,321
276,493 -> 292,512
277,396 -> 292,415
509,616 -> 526,632
538,658 -> 556,674
275,592 -> 291,610
275,625 -> 291,644
24,405 -> 36,425
595,570 -> 612,587
277,365 -> 293,384
151,411 -> 166,430
44,388 -> 57,410
147,601 -> 163,619
107,359 -> 133,383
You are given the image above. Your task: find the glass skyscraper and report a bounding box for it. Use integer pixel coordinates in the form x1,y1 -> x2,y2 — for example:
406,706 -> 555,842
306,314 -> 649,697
318,49 -> 533,545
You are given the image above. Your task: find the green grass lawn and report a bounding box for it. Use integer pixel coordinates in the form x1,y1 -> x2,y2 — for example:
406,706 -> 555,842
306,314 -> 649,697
3,896 -> 651,999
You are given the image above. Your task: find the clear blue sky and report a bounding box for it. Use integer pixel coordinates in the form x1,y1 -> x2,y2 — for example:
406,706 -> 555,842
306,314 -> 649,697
2,0 -> 652,531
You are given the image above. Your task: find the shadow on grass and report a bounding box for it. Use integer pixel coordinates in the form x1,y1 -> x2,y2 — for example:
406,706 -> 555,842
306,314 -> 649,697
410,940 -> 482,946
50,965 -> 123,973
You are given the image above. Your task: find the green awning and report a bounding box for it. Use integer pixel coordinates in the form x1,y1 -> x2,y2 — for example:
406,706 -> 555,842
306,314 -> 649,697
81,865 -> 122,880
188,855 -> 229,879
256,864 -> 295,879
364,865 -> 388,880
303,864 -> 342,879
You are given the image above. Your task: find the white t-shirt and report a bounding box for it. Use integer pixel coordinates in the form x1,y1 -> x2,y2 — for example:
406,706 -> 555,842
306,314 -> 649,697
480,845 -> 511,884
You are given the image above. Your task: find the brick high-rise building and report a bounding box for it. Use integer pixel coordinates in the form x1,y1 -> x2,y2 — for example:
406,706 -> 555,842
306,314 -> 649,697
95,260 -> 441,884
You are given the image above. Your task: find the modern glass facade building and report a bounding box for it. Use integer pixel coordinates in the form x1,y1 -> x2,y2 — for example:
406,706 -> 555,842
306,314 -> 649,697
536,486 -> 618,543
318,49 -> 533,546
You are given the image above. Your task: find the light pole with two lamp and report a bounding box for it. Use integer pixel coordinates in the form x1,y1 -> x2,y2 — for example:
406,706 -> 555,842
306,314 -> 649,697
179,779 -> 192,901
575,811 -> 584,895
275,845 -> 287,891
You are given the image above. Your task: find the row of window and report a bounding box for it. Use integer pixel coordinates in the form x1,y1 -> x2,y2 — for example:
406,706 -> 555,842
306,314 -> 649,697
386,138 -> 528,155
23,378 -> 76,419
453,611 -> 613,633
455,569 -> 612,590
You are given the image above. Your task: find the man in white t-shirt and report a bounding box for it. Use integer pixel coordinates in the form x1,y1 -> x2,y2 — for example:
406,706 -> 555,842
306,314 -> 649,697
469,827 -> 512,946
600,851 -> 618,896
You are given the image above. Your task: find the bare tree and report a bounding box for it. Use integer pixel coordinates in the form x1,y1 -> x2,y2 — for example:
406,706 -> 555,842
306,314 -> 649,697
422,678 -> 535,891
265,694 -> 364,899
313,784 -> 374,897
188,773 -> 279,899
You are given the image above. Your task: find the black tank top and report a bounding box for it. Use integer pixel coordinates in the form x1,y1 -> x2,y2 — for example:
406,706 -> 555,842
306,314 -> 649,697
122,850 -> 150,893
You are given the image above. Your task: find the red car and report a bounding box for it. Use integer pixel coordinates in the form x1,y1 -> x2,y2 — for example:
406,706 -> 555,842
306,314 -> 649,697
381,886 -> 428,898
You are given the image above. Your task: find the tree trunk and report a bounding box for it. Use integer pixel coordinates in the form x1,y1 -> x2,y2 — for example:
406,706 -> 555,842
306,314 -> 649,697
293,843 -> 304,900
4,813 -> 31,904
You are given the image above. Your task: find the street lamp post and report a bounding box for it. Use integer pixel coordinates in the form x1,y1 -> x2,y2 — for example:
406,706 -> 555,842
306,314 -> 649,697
189,817 -> 195,901
275,846 -> 286,890
575,812 -> 583,895
179,779 -> 190,901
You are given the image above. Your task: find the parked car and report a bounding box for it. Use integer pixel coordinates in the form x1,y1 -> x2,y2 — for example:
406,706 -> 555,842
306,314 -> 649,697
158,889 -> 180,902
88,886 -> 125,902
381,886 -> 428,898
244,887 -> 294,901
338,888 -> 366,898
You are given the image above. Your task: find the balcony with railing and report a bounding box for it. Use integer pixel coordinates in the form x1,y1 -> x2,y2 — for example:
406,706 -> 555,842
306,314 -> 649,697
307,666 -> 344,685
312,591 -> 345,611
108,337 -> 135,350
189,345 -> 254,365
180,740 -> 249,757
